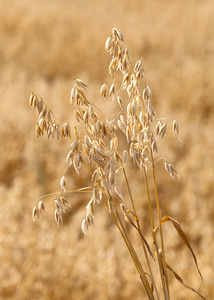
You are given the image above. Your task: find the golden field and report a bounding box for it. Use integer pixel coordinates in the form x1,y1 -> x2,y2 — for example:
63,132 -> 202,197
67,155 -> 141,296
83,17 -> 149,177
0,0 -> 214,299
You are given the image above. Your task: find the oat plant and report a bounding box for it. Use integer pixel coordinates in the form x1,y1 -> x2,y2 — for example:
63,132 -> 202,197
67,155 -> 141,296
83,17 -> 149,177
29,28 -> 205,299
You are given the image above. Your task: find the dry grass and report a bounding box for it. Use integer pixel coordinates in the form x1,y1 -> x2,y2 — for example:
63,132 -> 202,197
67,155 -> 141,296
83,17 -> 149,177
0,0 -> 214,299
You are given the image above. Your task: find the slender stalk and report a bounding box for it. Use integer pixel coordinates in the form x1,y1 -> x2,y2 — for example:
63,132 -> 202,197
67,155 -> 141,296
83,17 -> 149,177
122,166 -> 137,216
144,164 -> 168,300
134,80 -> 167,299
122,166 -> 160,300
143,166 -> 155,230
113,205 -> 155,300
34,189 -> 92,204
102,195 -> 155,299
150,149 -> 170,299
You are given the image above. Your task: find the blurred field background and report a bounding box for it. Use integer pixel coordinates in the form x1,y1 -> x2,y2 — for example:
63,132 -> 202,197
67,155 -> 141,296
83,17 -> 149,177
0,0 -> 214,299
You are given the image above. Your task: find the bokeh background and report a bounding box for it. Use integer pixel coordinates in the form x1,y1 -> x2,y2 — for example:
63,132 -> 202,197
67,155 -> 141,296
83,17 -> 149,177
0,0 -> 213,299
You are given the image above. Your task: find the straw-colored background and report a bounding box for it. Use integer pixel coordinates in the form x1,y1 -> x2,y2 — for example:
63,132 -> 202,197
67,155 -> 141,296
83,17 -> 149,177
0,0 -> 213,299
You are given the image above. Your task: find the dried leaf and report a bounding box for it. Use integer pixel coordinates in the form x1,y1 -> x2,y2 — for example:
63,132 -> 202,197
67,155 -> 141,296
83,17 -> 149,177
124,213 -> 155,260
164,261 -> 205,300
153,216 -> 203,280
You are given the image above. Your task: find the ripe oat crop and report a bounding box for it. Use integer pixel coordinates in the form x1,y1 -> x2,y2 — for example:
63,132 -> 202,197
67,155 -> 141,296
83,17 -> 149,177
30,28 -> 205,300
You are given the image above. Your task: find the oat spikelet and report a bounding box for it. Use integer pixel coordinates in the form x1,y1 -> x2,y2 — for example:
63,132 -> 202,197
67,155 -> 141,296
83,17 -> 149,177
38,201 -> 46,216
60,176 -> 66,191
159,123 -> 167,138
81,218 -> 89,235
114,184 -> 124,201
173,119 -> 183,143
109,83 -> 115,100
74,78 -> 89,90
100,83 -> 108,98
165,162 -> 179,179
32,206 -> 39,221
117,96 -> 126,110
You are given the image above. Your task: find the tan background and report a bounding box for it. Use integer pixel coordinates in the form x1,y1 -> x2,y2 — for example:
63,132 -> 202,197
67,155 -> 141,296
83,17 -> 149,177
0,0 -> 213,299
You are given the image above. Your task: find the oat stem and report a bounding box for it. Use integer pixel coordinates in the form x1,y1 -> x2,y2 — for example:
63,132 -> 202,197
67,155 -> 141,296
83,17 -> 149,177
150,149 -> 170,299
102,196 -> 152,297
113,202 -> 155,299
143,166 -> 155,230
34,189 -> 92,204
122,165 -> 160,299
122,166 -> 136,215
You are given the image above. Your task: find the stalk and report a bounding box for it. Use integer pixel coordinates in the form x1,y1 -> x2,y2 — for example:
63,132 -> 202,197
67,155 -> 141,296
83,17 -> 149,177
143,164 -> 168,300
143,167 -> 155,230
150,149 -> 170,299
122,166 -> 160,300
102,196 -> 155,299
114,204 -> 155,300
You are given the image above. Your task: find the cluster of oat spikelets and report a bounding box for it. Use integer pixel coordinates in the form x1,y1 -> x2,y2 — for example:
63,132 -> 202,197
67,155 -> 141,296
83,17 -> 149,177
30,28 -> 180,232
